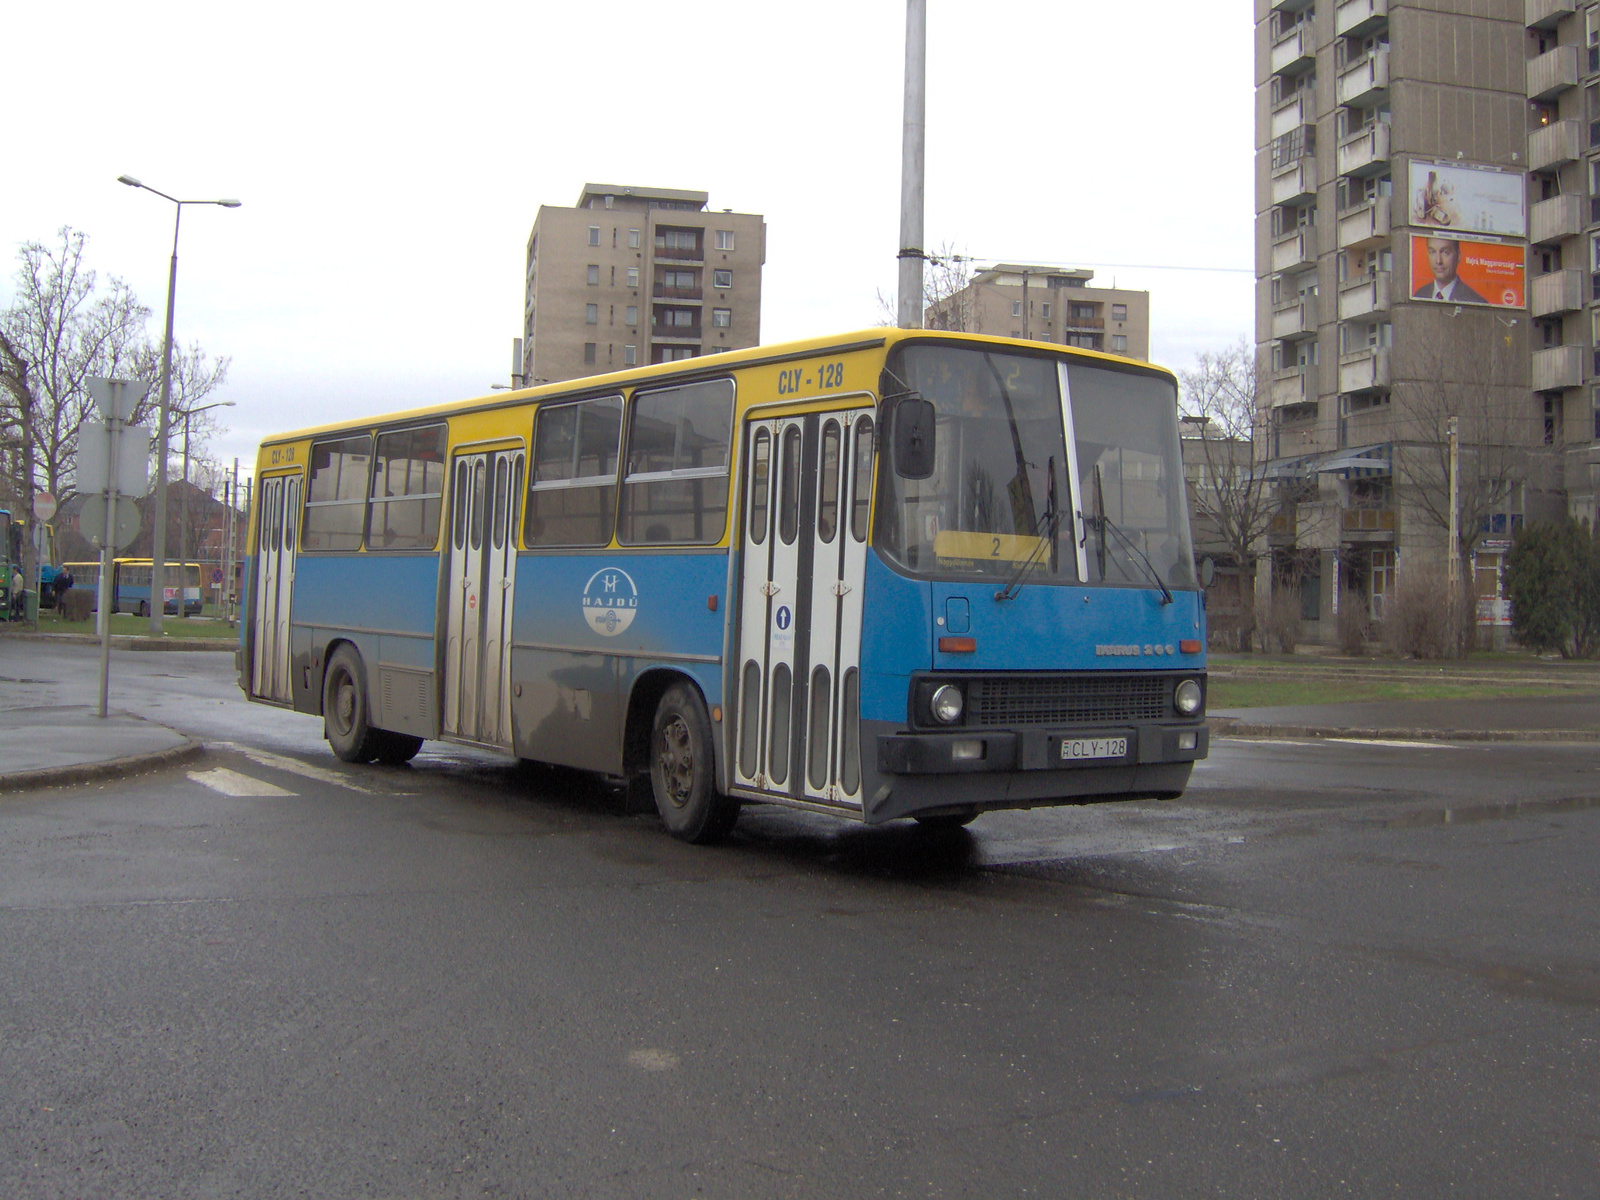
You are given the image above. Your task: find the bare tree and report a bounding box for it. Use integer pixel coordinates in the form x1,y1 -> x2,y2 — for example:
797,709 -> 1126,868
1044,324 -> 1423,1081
876,242 -> 977,330
1178,338 -> 1281,649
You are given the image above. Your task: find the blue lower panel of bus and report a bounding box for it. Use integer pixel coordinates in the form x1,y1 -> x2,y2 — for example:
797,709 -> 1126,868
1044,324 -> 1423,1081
288,553 -> 440,721
509,550 -> 726,774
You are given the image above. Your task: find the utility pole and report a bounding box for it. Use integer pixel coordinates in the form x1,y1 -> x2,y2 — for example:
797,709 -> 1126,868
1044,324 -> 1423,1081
1021,269 -> 1031,341
1447,415 -> 1460,589
896,0 -> 926,330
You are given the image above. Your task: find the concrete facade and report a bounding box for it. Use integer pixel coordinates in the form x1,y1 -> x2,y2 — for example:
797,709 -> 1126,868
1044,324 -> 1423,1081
522,184 -> 767,385
1254,0 -> 1583,645
924,265 -> 1151,360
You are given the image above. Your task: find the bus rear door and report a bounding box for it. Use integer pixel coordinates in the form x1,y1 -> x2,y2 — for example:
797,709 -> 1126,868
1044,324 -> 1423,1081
252,472 -> 300,702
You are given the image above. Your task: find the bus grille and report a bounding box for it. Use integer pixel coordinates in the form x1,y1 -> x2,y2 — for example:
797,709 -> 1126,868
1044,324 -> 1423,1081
965,675 -> 1173,727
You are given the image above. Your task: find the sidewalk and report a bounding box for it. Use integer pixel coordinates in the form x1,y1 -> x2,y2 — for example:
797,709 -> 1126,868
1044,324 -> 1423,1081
1210,693 -> 1600,743
0,705 -> 202,792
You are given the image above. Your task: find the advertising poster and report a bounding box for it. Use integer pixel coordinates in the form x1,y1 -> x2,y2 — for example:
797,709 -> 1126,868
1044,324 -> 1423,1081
1408,161 -> 1526,238
1410,234 -> 1525,308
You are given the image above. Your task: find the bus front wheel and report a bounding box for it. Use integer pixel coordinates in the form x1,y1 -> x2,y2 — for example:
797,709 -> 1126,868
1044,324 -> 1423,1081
323,645 -> 378,763
650,683 -> 738,843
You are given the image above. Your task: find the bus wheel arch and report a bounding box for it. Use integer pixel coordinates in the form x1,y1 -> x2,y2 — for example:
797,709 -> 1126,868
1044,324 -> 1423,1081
321,640 -> 379,763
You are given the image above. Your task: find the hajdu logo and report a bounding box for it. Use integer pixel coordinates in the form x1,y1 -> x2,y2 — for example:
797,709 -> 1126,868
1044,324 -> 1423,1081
582,567 -> 638,637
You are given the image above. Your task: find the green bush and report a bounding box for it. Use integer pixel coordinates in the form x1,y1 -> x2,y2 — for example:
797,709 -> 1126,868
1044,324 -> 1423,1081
1504,519 -> 1600,658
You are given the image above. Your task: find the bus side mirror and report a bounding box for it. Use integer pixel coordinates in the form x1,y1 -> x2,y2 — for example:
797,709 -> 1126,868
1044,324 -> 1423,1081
1198,556 -> 1216,587
893,397 -> 936,479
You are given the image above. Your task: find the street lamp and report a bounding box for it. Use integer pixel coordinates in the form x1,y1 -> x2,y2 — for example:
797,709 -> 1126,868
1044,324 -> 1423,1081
176,399 -> 236,619
117,174 -> 241,634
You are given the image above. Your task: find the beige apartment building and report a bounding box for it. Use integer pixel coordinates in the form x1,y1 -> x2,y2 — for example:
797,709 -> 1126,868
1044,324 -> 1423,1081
924,264 -> 1151,360
1254,0 -> 1588,644
522,184 -> 767,385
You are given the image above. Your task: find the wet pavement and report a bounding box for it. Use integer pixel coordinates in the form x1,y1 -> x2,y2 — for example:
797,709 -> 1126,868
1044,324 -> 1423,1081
2,640 -> 1598,1196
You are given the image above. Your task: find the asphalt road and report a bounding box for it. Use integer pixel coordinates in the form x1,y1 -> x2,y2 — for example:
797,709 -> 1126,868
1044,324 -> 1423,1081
2,644 -> 1597,1198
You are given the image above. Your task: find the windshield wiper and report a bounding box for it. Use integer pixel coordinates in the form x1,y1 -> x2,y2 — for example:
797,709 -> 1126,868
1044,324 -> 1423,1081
1083,464 -> 1173,605
995,457 -> 1060,602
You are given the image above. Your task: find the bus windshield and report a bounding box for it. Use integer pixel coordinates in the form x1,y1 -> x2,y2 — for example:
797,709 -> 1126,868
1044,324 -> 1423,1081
876,344 -> 1196,591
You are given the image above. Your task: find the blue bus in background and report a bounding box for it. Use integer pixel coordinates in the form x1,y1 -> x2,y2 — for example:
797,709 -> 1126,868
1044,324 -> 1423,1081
240,330 -> 1208,841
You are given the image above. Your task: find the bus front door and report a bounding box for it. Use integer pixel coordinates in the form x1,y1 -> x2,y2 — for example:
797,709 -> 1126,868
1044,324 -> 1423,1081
734,407 -> 872,806
442,448 -> 524,747
252,473 -> 300,703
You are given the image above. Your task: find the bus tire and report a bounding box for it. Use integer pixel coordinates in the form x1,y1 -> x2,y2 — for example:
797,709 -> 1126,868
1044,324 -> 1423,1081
323,644 -> 379,763
138,601 -> 149,618
373,730 -> 423,765
650,682 -> 738,843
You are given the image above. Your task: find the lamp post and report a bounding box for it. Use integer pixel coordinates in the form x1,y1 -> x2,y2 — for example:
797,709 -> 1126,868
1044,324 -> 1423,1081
176,399 -> 235,619
117,175 -> 240,634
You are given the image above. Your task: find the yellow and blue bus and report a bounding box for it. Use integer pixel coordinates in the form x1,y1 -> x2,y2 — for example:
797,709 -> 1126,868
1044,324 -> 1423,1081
94,559 -> 204,616
240,329 -> 1208,840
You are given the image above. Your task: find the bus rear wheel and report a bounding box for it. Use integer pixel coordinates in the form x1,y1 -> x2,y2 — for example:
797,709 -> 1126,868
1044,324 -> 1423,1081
138,601 -> 149,618
373,730 -> 423,765
914,809 -> 979,830
650,683 -> 738,843
323,644 -> 378,763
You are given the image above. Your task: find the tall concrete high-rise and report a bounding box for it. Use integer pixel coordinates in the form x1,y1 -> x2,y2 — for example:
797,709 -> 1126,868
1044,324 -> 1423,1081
522,184 -> 766,386
1255,0 -> 1576,644
925,265 -> 1151,360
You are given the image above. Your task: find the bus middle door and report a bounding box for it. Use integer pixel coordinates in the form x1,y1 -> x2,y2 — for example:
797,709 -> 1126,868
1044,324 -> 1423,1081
251,472 -> 300,703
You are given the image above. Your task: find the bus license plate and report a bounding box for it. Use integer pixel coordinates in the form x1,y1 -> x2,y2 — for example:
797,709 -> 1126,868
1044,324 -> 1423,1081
1059,736 -> 1128,762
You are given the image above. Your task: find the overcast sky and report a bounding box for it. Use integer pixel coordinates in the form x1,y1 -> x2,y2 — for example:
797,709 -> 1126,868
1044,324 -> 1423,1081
3,1 -> 1255,479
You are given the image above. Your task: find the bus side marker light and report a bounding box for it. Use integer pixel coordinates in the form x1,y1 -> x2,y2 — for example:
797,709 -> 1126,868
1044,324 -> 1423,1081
951,739 -> 985,761
712,706 -> 722,723
708,595 -> 718,611
1180,639 -> 1201,654
938,636 -> 976,653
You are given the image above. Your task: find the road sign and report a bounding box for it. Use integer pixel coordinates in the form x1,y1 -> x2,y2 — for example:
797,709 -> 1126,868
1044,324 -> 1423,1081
33,492 -> 57,522
86,377 -> 149,423
80,495 -> 141,551
211,567 -> 224,585
79,422 -> 152,497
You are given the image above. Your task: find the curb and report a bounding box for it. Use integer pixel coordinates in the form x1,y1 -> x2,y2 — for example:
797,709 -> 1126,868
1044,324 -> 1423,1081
0,631 -> 233,652
1208,717 -> 1600,743
0,736 -> 205,794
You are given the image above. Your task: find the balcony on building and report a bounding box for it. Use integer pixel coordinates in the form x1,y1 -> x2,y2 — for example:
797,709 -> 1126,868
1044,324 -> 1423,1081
1270,93 -> 1308,141
1531,268 -> 1586,317
1526,0 -> 1576,30
1270,125 -> 1317,205
1338,121 -> 1391,177
1337,46 -> 1390,108
1272,298 -> 1316,340
652,284 -> 703,301
1336,0 -> 1388,36
1267,507 -> 1299,545
1270,366 -> 1310,408
1528,119 -> 1582,171
651,325 -> 703,342
1271,25 -> 1315,77
1271,0 -> 1315,12
1337,195 -> 1391,249
1532,343 -> 1584,390
1271,226 -> 1318,273
1341,507 -> 1397,542
1530,192 -> 1584,244
1339,345 -> 1390,393
1528,44 -> 1580,100
1063,314 -> 1106,330
1338,271 -> 1392,320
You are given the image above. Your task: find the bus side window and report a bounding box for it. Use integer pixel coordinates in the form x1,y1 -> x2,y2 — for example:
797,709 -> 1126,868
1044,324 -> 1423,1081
749,428 -> 771,545
851,415 -> 874,542
527,395 -> 623,547
618,379 -> 734,546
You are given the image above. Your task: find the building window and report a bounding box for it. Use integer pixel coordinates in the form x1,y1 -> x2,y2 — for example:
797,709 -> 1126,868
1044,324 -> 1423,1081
1040,302 -> 1051,320
624,344 -> 637,366
619,378 -> 734,545
713,269 -> 733,289
628,229 -> 641,249
655,228 -> 700,255
588,226 -> 600,247
1112,303 -> 1128,321
712,308 -> 731,328
626,266 -> 639,288
714,230 -> 735,251
1111,334 -> 1128,352
584,342 -> 597,365
586,264 -> 599,286
626,305 -> 638,326
1011,300 -> 1022,317
661,269 -> 697,291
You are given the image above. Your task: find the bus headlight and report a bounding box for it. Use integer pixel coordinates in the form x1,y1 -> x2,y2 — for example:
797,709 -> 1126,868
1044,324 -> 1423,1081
1174,678 -> 1203,716
930,683 -> 964,724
